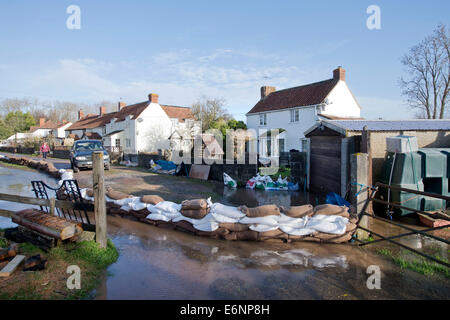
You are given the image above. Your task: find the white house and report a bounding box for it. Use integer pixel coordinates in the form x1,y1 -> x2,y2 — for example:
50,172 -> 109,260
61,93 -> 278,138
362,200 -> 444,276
66,93 -> 196,154
7,118 -> 72,143
246,67 -> 362,156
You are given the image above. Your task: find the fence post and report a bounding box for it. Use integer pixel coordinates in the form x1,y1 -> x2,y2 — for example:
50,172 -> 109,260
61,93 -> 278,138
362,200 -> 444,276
93,151 -> 107,248
49,197 -> 55,215
351,153 -> 370,240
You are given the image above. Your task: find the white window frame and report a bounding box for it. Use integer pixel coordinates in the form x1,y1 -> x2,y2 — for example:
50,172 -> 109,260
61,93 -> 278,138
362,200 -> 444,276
290,109 -> 299,123
259,113 -> 267,126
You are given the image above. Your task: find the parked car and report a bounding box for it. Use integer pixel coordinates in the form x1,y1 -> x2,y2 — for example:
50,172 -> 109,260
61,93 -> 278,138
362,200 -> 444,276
70,139 -> 110,172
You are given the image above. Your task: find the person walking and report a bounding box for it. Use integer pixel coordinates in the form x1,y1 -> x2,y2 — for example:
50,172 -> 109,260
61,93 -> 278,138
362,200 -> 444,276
40,142 -> 50,159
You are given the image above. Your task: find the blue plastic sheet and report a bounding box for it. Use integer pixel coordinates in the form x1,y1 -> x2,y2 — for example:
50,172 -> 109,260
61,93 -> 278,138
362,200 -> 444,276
155,160 -> 177,171
326,192 -> 351,208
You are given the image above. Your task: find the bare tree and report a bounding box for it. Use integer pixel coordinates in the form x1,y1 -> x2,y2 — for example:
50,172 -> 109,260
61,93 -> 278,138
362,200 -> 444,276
399,24 -> 450,119
191,96 -> 231,131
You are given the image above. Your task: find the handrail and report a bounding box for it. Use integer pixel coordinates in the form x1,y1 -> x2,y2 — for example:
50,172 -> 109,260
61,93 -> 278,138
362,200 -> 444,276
375,182 -> 450,201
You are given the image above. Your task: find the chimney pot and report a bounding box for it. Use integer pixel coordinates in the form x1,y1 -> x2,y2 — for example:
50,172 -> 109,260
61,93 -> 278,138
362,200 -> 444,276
118,101 -> 126,111
78,109 -> 84,120
333,66 -> 346,81
261,86 -> 276,99
148,93 -> 159,103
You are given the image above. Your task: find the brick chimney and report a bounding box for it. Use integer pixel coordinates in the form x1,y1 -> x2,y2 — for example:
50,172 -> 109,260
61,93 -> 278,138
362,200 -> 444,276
39,118 -> 45,127
78,109 -> 84,120
261,86 -> 276,99
333,66 -> 345,81
118,101 -> 126,111
148,93 -> 159,103
99,106 -> 106,116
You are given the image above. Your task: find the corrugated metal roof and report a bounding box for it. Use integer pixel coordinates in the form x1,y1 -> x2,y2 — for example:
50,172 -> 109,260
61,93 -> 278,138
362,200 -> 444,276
328,120 -> 450,132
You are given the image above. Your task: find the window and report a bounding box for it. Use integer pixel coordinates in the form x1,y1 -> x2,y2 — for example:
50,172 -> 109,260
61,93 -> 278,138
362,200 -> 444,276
115,139 -> 120,147
266,139 -> 271,156
126,138 -> 131,147
278,139 -> 285,153
259,113 -> 267,126
171,119 -> 178,128
290,109 -> 299,122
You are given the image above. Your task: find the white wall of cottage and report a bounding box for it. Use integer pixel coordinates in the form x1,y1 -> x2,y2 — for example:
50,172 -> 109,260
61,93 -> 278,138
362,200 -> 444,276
246,80 -> 361,153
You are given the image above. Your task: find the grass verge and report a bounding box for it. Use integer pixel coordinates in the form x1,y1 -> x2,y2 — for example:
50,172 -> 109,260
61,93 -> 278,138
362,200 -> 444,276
377,247 -> 449,278
0,235 -> 119,300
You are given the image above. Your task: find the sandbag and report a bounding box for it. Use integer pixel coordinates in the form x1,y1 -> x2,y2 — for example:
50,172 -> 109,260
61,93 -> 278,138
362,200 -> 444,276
235,230 -> 259,241
210,203 -> 245,219
239,216 -> 279,226
224,232 -> 238,241
314,231 -> 353,243
249,224 -> 279,233
193,220 -> 219,232
345,222 -> 357,233
313,204 -> 349,218
156,221 -> 176,229
140,195 -> 164,205
211,212 -> 239,223
181,199 -> 208,210
180,208 -> 210,219
280,204 -> 314,218
146,213 -> 171,222
239,204 -> 280,217
174,220 -> 197,234
197,227 -> 229,238
86,189 -> 94,198
218,223 -> 249,232
155,201 -> 182,213
257,228 -> 284,239
107,189 -> 133,200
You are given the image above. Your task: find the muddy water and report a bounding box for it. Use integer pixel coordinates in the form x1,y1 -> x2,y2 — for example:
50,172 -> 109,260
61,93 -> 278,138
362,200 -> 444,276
0,165 -> 449,299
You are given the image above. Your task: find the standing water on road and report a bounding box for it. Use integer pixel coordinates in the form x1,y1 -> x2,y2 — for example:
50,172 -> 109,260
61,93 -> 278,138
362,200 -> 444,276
0,165 -> 448,299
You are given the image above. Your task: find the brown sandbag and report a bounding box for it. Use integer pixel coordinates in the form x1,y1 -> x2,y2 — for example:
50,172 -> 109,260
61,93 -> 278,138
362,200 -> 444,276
235,230 -> 259,241
218,223 -> 249,232
197,227 -> 229,238
106,189 -> 133,200
142,218 -> 157,226
129,209 -> 149,220
313,204 -> 350,218
346,222 -> 357,233
156,221 -> 175,230
86,188 -> 94,198
257,228 -> 283,238
239,204 -> 280,217
181,199 -> 208,210
280,204 -> 314,218
140,195 -> 164,205
224,232 -> 237,241
180,208 -> 210,219
174,220 -> 197,234
312,231 -> 353,243
349,216 -> 358,224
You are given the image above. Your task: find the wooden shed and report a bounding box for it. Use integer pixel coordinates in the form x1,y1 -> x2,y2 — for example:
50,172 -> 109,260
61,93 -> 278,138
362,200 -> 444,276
304,119 -> 450,196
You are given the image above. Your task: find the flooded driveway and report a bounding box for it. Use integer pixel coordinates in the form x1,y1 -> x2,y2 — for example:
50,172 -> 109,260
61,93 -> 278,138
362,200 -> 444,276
1,164 -> 449,299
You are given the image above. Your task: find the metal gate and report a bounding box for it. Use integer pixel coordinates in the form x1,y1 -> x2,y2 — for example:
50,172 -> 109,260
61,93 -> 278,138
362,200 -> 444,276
354,182 -> 449,268
31,179 -> 95,231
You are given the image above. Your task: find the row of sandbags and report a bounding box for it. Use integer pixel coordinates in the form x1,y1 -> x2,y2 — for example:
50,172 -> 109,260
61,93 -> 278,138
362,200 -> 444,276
0,155 -> 73,187
82,187 -> 358,244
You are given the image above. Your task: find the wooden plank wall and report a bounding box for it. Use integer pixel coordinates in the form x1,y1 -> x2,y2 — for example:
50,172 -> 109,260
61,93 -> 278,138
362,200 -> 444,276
309,135 -> 342,194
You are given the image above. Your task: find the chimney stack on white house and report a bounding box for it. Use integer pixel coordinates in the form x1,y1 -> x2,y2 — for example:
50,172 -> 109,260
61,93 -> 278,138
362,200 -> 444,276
333,66 -> 346,81
99,106 -> 106,116
39,118 -> 45,127
118,101 -> 126,111
261,86 -> 276,99
78,109 -> 84,120
148,93 -> 159,104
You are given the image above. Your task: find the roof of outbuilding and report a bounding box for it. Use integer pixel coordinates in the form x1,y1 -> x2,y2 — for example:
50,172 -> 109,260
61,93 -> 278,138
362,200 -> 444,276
305,119 -> 450,136
247,79 -> 339,114
161,105 -> 195,123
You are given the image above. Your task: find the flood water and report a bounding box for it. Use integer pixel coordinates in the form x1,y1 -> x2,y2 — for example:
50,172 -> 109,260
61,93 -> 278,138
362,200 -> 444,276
1,165 -> 449,299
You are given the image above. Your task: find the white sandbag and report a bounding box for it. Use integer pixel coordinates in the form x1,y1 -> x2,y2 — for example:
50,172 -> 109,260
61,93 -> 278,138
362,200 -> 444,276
148,206 -> 182,220
277,214 -> 308,229
193,221 -> 219,232
211,212 -> 239,223
249,224 -> 279,232
210,203 -> 245,219
146,213 -> 171,222
155,201 -> 182,213
279,225 -> 315,236
306,215 -> 349,235
120,205 -> 130,212
172,215 -> 199,225
80,188 -> 94,201
239,216 -> 279,227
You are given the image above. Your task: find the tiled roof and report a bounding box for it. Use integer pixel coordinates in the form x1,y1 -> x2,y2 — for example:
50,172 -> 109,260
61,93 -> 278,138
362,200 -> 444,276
82,132 -> 102,140
29,119 -> 70,132
161,105 -> 195,123
66,101 -> 195,131
247,79 -> 338,114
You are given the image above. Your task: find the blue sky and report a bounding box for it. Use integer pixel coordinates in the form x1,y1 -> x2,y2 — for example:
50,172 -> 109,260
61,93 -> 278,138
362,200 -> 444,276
0,0 -> 449,121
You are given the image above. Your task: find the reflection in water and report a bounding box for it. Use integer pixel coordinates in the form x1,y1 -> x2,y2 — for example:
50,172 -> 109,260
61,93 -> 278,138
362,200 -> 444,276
0,166 -> 58,229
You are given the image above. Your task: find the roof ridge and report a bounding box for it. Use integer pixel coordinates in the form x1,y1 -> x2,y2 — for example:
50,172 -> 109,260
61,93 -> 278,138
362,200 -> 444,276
270,78 -> 337,94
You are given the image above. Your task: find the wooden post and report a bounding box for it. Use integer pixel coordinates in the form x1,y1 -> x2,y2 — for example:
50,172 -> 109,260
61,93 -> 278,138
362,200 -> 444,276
93,151 -> 107,248
351,153 -> 370,240
49,197 -> 55,216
